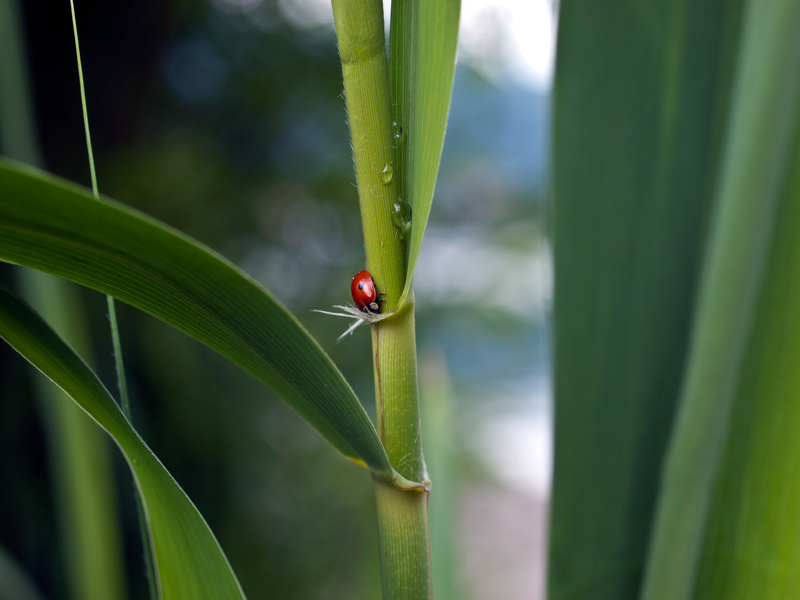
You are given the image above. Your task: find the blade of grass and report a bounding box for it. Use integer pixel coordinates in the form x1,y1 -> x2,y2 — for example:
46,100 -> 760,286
693,112 -> 800,599
389,0 -> 460,305
66,3 -> 155,595
0,286 -> 246,600
0,159 -> 394,477
550,0 -> 744,597
68,0 -> 97,195
67,0 -> 132,420
641,0 -> 800,596
66,0 -> 132,416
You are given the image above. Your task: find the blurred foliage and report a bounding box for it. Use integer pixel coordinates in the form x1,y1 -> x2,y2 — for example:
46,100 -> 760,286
1,0 -> 546,598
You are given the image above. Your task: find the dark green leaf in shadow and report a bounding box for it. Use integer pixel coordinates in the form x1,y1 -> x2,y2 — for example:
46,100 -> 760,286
641,0 -> 800,596
0,159 -> 392,476
0,287 -> 244,600
550,1 -> 744,598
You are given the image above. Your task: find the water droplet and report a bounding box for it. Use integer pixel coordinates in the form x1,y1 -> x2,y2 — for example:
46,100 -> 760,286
392,199 -> 412,222
391,199 -> 412,239
392,121 -> 403,139
380,164 -> 393,184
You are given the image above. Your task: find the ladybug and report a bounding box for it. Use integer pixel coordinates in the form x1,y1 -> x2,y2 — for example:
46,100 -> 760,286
351,270 -> 382,313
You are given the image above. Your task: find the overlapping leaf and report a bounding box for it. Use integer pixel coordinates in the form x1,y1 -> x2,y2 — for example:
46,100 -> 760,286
389,0 -> 460,302
550,0 -> 743,597
642,0 -> 800,597
0,159 -> 392,476
0,287 -> 244,600
553,1 -> 800,599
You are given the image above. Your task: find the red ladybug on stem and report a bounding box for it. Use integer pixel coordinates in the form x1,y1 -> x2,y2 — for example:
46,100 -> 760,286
351,270 -> 382,313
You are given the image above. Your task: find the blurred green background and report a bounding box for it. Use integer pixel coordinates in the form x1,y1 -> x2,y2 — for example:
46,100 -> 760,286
0,0 -> 550,598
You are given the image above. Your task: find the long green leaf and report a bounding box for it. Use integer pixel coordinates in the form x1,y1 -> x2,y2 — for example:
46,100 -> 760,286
641,0 -> 800,596
550,1 -> 744,597
389,0 -> 460,302
693,139 -> 800,598
0,287 -> 244,600
0,158 -> 392,476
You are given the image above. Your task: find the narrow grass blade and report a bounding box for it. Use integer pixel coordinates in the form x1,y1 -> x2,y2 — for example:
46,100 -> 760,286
550,1 -> 744,597
0,286 -> 245,600
1,1 -> 129,596
0,159 -> 392,476
641,0 -> 800,596
389,0 -> 460,302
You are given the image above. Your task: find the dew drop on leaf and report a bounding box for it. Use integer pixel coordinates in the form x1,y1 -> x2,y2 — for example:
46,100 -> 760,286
380,163 -> 393,184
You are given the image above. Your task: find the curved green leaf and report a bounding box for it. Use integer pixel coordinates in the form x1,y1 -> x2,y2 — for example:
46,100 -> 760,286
0,287 -> 244,600
0,158 -> 392,476
389,0 -> 460,303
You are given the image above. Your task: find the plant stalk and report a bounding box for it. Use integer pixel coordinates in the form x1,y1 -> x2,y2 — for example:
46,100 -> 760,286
373,476 -> 431,600
331,0 -> 432,598
371,298 -> 431,599
372,297 -> 425,483
332,0 -> 406,303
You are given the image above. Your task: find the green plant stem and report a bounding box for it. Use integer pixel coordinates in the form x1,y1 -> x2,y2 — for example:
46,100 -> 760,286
331,0 -> 406,303
372,297 -> 425,483
370,303 -> 430,599
331,1 -> 431,598
373,477 -> 432,600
